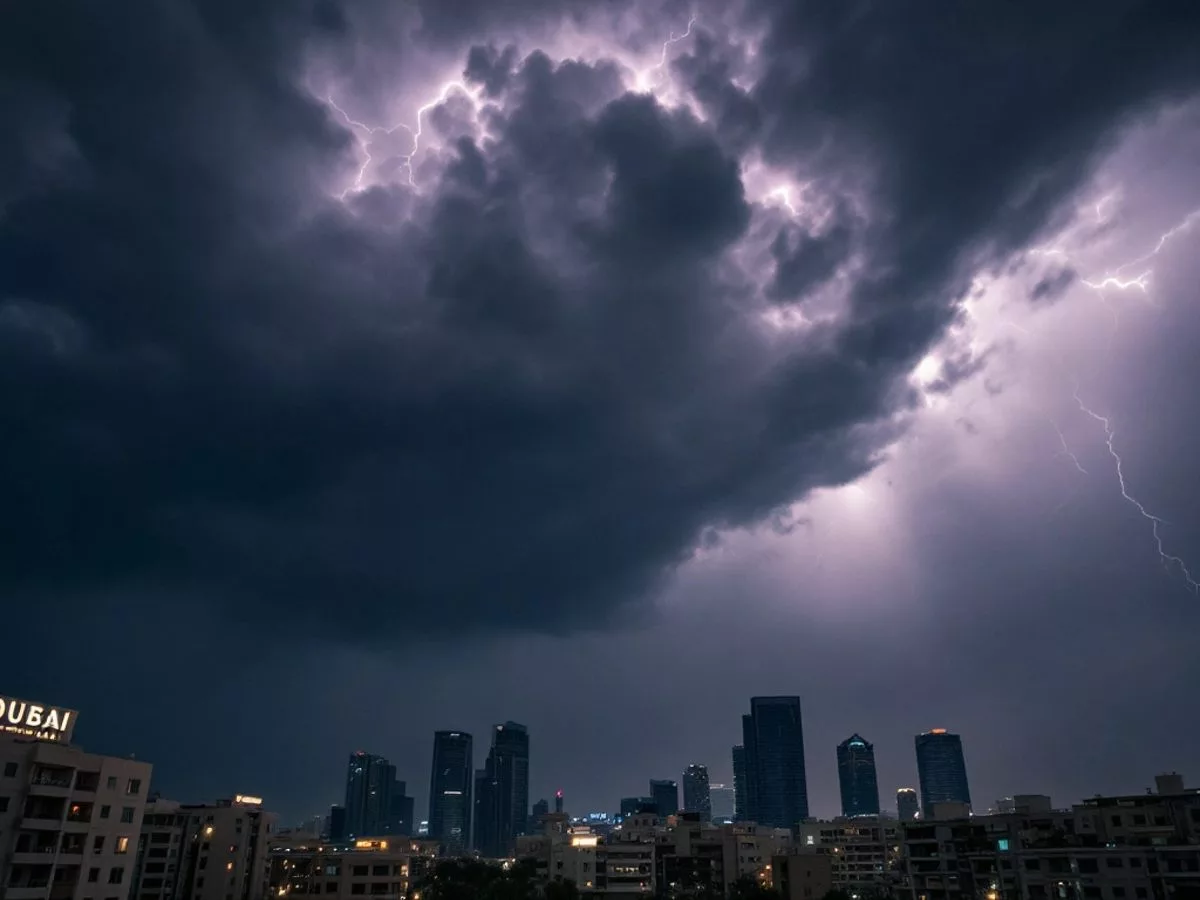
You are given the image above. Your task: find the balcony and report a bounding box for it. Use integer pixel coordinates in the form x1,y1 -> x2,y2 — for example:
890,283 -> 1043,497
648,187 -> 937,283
19,817 -> 62,832
28,770 -> 74,797
5,888 -> 50,900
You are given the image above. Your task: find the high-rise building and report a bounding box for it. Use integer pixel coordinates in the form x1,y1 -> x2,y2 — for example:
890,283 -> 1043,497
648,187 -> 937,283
384,781 -> 415,836
915,729 -> 971,812
554,790 -> 564,815
343,752 -> 395,839
429,731 -> 473,854
328,805 -> 346,841
649,779 -> 679,818
682,765 -> 712,821
709,784 -> 735,823
741,696 -> 809,829
896,788 -> 919,822
836,734 -> 880,817
473,722 -> 529,857
732,746 -> 747,821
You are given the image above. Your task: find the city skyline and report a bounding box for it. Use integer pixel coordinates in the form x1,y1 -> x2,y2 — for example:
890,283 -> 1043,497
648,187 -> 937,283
4,0 -> 1200,834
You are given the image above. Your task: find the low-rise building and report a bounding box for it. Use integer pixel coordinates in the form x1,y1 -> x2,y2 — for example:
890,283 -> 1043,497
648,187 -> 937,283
900,774 -> 1200,900
771,854 -> 833,900
130,796 -> 276,900
268,836 -> 438,900
797,818 -> 902,893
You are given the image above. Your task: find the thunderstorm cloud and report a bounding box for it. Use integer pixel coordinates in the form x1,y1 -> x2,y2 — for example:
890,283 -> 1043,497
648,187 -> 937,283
3,0 -> 1200,647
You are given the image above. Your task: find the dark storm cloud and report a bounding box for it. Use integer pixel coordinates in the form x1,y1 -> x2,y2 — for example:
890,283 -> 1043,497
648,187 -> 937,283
744,0 -> 1200,361
1030,267 -> 1078,304
3,0 -> 1200,647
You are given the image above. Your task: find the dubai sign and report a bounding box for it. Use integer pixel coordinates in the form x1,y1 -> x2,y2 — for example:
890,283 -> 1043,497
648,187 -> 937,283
0,695 -> 77,743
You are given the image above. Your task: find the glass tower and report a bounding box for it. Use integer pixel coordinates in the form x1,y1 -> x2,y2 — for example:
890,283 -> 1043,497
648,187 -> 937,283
682,764 -> 712,821
837,734 -> 881,817
429,731 -> 473,854
915,729 -> 971,812
741,696 -> 809,829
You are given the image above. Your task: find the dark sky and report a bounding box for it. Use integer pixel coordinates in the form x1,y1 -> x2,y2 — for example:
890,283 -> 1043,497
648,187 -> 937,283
3,0 -> 1200,826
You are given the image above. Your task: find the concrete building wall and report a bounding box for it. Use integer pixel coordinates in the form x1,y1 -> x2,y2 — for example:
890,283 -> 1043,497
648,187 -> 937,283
0,736 -> 153,900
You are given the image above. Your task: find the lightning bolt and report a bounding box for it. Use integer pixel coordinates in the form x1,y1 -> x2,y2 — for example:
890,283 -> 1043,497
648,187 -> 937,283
1072,387 -> 1199,594
1019,200 -> 1200,576
766,185 -> 799,216
326,80 -> 483,196
633,15 -> 697,94
1048,417 -> 1087,475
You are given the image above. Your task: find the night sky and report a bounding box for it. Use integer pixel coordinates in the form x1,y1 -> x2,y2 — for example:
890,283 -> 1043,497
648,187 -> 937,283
3,0 -> 1200,827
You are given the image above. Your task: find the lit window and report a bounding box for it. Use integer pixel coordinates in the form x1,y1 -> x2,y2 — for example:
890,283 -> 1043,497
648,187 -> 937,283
116,837 -> 130,854
997,839 -> 1010,852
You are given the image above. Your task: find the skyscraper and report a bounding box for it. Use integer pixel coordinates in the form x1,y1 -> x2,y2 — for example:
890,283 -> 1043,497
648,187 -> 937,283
915,729 -> 971,812
709,784 -> 735,823
682,764 -> 712,821
328,805 -> 346,842
473,722 -> 530,857
896,787 -> 919,821
732,745 -> 747,821
649,779 -> 679,818
429,731 -> 473,854
837,734 -> 881,817
343,752 -> 395,839
381,779 -> 415,836
741,696 -> 809,829
554,789 -> 564,815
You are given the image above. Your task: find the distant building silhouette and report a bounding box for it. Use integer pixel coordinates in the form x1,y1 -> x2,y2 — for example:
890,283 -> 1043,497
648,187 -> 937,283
709,783 -> 735,823
741,697 -> 809,828
915,729 -> 971,812
683,764 -> 712,821
620,797 -> 654,817
896,787 -> 919,822
343,752 -> 395,839
837,734 -> 881,817
732,745 -> 747,821
474,722 -> 529,856
429,731 -> 473,854
650,779 -> 679,818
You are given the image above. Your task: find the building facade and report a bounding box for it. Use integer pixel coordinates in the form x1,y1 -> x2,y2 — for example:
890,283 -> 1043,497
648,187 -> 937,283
473,723 -> 529,857
914,730 -> 971,813
0,733 -> 154,900
427,732 -> 472,855
797,819 -> 901,892
896,788 -> 919,822
682,767 -> 711,822
900,777 -> 1200,900
741,697 -> 809,829
343,754 -> 395,841
836,735 -> 880,818
130,796 -> 276,900
268,835 -> 438,900
732,747 -> 747,822
649,782 -> 678,820
709,785 -> 735,824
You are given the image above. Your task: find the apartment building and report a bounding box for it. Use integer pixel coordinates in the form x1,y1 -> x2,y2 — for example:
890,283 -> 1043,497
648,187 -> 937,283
0,728 -> 153,900
129,797 -> 275,900
268,836 -> 437,899
900,774 -> 1200,900
796,818 -> 902,892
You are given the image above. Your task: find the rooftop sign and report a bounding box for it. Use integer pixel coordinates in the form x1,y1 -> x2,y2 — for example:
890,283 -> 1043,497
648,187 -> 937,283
0,695 -> 77,743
